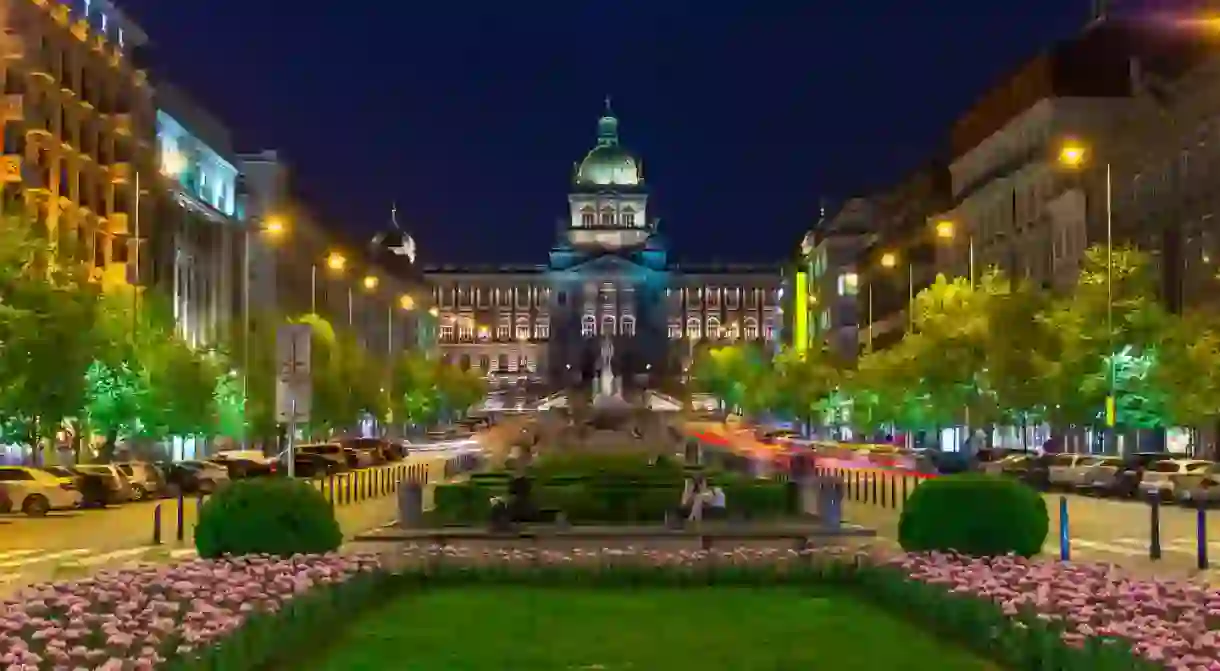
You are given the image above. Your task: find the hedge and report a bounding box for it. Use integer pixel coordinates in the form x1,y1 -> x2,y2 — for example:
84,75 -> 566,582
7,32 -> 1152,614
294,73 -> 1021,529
898,473 -> 1049,557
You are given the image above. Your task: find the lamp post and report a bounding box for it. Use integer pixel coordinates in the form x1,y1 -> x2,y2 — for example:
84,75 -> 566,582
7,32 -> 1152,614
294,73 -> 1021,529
242,216 -> 286,414
313,251 -> 347,315
935,219 -> 975,287
1059,139 -> 1116,449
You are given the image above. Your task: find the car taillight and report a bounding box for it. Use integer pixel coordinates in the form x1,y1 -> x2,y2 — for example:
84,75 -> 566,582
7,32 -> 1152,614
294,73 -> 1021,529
269,462 -> 277,472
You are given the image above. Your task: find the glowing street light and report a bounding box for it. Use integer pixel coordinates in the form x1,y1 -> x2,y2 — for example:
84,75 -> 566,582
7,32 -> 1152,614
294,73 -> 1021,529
1059,141 -> 1086,169
326,252 -> 347,272
263,216 -> 286,236
428,306 -> 439,317
363,275 -> 379,291
880,251 -> 897,269
935,220 -> 955,239
399,294 -> 416,310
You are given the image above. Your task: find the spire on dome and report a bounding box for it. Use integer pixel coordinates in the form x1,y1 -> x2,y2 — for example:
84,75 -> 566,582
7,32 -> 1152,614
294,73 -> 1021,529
390,201 -> 400,229
596,95 -> 619,147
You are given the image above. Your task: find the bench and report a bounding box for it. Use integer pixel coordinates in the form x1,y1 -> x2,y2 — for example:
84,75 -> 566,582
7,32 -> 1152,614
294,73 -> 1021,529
354,523 -> 875,552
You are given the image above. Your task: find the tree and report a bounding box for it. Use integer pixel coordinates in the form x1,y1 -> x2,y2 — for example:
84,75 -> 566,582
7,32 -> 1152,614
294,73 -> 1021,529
1151,310 -> 1220,429
390,352 -> 441,429
691,343 -> 769,415
770,345 -> 841,431
0,215 -> 104,461
983,277 -> 1057,445
436,363 -> 487,418
293,314 -> 353,433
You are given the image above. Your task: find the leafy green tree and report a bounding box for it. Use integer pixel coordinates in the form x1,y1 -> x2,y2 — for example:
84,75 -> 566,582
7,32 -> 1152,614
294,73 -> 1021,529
983,277 -> 1056,443
293,314 -> 353,433
436,363 -> 487,419
691,343 -> 769,415
390,352 -> 441,429
1150,310 -> 1220,429
771,345 -> 841,430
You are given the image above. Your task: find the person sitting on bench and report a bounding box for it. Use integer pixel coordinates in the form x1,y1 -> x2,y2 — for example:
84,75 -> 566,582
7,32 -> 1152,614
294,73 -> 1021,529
680,475 -> 710,522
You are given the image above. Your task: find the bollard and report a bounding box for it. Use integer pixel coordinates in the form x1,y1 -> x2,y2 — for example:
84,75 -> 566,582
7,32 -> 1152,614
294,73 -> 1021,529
878,475 -> 887,509
1058,496 -> 1070,561
1149,495 -> 1162,561
151,504 -> 162,545
901,475 -> 909,506
889,473 -> 897,509
871,473 -> 878,505
1198,503 -> 1210,571
327,475 -> 335,506
175,494 -> 185,543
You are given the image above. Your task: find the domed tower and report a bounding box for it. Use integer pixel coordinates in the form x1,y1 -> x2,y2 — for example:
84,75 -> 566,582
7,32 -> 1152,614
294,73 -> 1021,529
565,98 -> 650,251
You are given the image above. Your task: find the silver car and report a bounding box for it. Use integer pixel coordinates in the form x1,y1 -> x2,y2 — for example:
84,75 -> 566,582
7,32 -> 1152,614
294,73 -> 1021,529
1138,459 -> 1214,500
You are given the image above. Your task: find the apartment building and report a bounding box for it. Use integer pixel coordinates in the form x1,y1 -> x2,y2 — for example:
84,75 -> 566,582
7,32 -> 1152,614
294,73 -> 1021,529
1,0 -> 154,291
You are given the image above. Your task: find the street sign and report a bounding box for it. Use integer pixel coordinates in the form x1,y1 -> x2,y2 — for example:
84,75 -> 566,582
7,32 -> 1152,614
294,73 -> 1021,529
275,325 -> 312,423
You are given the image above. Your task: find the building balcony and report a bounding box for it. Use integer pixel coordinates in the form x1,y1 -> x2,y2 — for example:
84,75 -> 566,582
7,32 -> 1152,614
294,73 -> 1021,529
108,162 -> 131,185
50,5 -> 69,26
70,19 -> 89,42
106,212 -> 129,235
1,34 -> 26,61
0,156 -> 22,184
1,95 -> 22,123
111,114 -> 132,136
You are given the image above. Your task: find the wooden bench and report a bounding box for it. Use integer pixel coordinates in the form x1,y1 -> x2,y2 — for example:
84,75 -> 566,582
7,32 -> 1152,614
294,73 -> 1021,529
354,523 -> 875,552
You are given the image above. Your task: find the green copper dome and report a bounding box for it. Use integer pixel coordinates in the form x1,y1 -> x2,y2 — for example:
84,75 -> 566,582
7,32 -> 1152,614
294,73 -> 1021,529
575,100 -> 642,187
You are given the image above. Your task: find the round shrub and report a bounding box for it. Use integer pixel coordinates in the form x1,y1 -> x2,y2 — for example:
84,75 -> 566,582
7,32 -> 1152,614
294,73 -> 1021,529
194,478 -> 342,558
898,473 -> 1048,557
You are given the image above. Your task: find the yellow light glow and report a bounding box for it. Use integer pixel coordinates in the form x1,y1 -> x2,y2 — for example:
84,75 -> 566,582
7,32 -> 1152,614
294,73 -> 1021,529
363,275 -> 379,290
399,294 -> 415,310
1059,142 -> 1086,168
263,216 -> 286,235
325,252 -> 346,271
160,149 -> 186,176
935,220 -> 955,239
428,307 -> 439,317
880,252 -> 897,268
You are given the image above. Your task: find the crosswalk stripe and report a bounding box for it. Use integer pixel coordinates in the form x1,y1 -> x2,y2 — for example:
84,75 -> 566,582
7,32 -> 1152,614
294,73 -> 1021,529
0,549 -> 90,570
169,548 -> 196,559
61,548 -> 153,568
0,549 -> 44,562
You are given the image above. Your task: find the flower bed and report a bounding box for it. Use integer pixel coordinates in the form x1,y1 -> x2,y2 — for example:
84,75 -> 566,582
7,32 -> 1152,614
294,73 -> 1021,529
1,547 -> 1214,670
893,552 -> 1220,669
0,553 -> 381,670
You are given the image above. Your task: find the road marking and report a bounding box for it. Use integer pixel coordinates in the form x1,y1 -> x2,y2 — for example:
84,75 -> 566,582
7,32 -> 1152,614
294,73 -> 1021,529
0,548 -> 91,569
169,548 -> 197,559
62,547 -> 154,568
0,549 -> 44,563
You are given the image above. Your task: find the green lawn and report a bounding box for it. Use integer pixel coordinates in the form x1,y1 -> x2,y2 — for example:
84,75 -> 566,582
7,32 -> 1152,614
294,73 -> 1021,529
308,586 -> 998,670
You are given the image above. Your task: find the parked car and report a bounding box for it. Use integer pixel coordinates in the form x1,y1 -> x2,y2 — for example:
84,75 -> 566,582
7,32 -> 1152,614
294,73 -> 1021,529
1075,456 -> 1129,495
0,484 -> 12,515
1171,463 -> 1220,506
1046,454 -> 1106,490
289,452 -> 335,479
43,466 -> 111,508
0,466 -> 82,516
1138,459 -> 1214,500
1110,452 -> 1178,498
74,464 -> 136,504
982,454 -> 1028,476
163,460 -> 230,495
116,461 -> 165,500
296,443 -> 349,473
337,437 -> 392,465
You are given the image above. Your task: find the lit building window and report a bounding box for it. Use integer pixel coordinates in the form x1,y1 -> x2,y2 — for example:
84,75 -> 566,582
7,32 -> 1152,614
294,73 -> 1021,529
581,314 -> 596,337
744,318 -> 759,340
535,322 -> 550,339
439,324 -> 454,341
601,315 -> 616,335
686,317 -> 701,340
515,318 -> 530,340
837,273 -> 859,296
581,212 -> 594,227
496,323 -> 510,340
457,322 -> 473,341
601,211 -> 614,227
668,323 -> 682,339
623,212 -> 636,227
621,315 -> 635,336
706,316 -> 720,339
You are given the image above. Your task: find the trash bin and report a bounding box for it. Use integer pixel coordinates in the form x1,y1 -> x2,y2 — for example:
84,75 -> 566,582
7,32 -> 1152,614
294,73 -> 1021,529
815,475 -> 844,530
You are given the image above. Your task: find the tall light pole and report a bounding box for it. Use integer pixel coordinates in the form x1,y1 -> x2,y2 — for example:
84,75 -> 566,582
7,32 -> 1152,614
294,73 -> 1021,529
242,215 -> 286,415
935,219 -> 975,287
1059,140 -> 1116,449
315,251 -> 347,315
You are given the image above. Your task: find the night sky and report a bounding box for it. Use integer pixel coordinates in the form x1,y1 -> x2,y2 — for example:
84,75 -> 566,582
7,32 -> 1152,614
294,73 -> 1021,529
122,2 -> 1092,265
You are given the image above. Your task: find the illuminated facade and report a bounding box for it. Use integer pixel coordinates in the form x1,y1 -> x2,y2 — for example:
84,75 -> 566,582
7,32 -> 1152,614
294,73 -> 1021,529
0,0 -> 154,291
153,83 -> 244,348
425,103 -> 780,389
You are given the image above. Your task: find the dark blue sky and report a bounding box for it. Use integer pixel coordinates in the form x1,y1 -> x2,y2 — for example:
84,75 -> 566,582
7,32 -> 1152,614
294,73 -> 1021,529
123,2 -> 1091,264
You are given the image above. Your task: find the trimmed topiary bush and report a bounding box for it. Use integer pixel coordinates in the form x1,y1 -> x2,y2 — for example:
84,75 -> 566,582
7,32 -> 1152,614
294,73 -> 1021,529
194,478 -> 342,558
898,473 -> 1048,557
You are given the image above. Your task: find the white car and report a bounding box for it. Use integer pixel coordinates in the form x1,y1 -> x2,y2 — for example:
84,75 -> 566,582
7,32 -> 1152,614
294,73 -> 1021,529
1047,454 -> 1106,489
1138,459 -> 1214,500
0,466 -> 83,516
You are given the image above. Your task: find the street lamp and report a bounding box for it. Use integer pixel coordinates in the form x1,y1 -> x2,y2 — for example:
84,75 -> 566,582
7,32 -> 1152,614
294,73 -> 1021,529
934,219 -> 976,286
880,251 -> 897,269
363,275 -> 379,291
867,251 -> 914,352
241,213 -> 289,428
311,251 -> 348,314
1059,138 -> 1117,444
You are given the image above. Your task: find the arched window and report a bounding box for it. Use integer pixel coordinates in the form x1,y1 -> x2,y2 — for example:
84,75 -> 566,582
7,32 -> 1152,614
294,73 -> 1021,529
668,322 -> 682,339
580,207 -> 594,227
686,317 -> 701,340
764,319 -> 776,340
744,317 -> 759,340
479,355 -> 490,371
620,315 -> 636,337
706,316 -> 721,339
581,314 -> 596,337
602,315 -> 616,335
515,317 -> 530,340
622,207 -> 636,227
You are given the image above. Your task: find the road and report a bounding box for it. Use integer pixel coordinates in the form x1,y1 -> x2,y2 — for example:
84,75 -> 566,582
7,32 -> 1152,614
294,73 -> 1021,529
685,420 -> 1220,577
0,446 -> 480,588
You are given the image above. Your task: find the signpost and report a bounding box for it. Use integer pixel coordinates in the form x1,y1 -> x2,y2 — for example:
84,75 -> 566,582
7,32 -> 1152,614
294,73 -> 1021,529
275,325 -> 312,478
